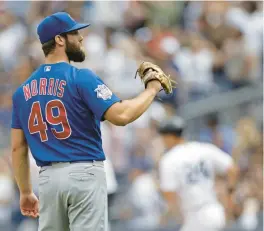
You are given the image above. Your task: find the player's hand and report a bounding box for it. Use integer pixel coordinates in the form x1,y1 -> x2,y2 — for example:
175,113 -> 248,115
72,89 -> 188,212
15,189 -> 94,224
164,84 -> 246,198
146,79 -> 162,94
20,192 -> 39,218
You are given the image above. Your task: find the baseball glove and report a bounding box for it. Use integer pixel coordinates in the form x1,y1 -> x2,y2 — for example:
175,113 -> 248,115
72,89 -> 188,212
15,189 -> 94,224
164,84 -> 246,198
135,62 -> 176,94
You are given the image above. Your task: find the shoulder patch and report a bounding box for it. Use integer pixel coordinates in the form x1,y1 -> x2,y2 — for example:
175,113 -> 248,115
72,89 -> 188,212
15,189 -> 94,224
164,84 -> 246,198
94,84 -> 112,100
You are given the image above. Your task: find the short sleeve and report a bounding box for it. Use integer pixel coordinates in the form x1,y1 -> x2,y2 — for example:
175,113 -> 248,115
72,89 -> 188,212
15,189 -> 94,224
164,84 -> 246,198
11,93 -> 22,129
208,144 -> 233,174
76,69 -> 121,120
159,157 -> 181,192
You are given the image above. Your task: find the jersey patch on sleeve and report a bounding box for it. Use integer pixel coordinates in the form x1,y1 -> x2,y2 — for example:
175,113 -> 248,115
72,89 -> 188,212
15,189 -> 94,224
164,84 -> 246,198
94,84 -> 112,100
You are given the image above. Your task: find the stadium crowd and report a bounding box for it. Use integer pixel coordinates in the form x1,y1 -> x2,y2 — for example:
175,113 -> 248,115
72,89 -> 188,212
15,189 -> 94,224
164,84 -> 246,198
0,1 -> 262,231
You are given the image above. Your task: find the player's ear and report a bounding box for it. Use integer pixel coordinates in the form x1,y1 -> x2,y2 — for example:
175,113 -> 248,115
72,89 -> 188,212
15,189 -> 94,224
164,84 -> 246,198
55,35 -> 65,46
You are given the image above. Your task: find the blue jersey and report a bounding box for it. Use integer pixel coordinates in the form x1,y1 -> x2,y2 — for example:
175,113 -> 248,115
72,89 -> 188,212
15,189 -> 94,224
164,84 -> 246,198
11,62 -> 120,166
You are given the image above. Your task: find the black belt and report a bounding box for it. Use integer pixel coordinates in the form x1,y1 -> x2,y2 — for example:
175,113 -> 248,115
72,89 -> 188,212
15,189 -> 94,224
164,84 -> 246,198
42,160 -> 101,167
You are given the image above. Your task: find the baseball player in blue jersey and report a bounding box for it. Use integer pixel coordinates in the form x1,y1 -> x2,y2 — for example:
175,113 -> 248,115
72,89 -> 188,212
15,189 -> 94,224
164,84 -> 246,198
10,12 -> 172,231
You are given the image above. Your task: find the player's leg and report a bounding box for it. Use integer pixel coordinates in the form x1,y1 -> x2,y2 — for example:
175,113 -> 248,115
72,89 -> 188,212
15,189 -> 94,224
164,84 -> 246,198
180,219 -> 222,231
38,166 -> 70,231
181,203 -> 226,231
198,203 -> 226,231
179,213 -> 199,231
68,161 -> 107,231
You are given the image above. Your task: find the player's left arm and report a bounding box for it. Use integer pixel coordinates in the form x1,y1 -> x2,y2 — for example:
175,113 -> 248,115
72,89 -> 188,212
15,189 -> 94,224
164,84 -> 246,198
226,164 -> 239,193
209,144 -> 239,191
209,144 -> 240,220
225,162 -> 239,221
11,128 -> 32,195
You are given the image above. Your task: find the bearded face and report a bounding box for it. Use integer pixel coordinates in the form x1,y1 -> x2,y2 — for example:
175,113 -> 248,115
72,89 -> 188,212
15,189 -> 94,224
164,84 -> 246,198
64,36 -> 86,62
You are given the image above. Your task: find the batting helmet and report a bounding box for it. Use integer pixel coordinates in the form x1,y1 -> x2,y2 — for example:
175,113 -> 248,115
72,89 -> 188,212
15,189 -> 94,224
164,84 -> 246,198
158,115 -> 185,137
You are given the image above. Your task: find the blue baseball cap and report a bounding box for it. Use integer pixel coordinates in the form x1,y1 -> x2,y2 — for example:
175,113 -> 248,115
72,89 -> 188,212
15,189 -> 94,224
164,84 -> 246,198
37,12 -> 90,44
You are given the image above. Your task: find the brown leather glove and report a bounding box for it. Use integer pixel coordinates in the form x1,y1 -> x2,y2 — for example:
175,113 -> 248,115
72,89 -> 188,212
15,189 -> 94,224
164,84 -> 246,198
135,62 -> 176,94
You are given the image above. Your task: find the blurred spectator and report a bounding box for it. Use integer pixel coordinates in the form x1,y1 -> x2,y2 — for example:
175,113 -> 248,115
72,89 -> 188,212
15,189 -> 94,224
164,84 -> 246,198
0,89 -> 12,131
232,117 -> 262,171
101,121 -> 136,181
173,32 -> 217,101
226,1 -> 263,59
197,2 -> 232,49
222,27 -> 259,87
234,137 -> 263,230
0,153 -> 13,231
0,11 -> 27,71
123,1 -> 147,34
127,158 -> 163,230
199,113 -> 235,154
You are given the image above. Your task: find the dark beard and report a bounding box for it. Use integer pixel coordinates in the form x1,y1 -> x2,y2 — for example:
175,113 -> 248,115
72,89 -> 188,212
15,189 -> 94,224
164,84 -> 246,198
65,39 -> 85,62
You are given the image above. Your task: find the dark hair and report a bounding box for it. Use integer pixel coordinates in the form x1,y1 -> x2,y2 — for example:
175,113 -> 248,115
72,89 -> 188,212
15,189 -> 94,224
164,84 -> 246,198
242,1 -> 258,14
41,34 -> 67,57
158,116 -> 185,137
42,38 -> 56,57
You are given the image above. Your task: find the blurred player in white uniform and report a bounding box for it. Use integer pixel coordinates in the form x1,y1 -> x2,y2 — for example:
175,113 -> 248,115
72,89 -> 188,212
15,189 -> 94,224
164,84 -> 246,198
158,116 -> 239,231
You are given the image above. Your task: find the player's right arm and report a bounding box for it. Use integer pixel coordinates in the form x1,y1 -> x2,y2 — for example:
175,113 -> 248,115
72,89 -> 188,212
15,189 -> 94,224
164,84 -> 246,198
11,93 -> 32,195
104,81 -> 161,126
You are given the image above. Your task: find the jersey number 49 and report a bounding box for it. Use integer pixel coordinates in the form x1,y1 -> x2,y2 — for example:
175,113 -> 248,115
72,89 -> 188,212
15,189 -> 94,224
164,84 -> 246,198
28,99 -> 72,142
